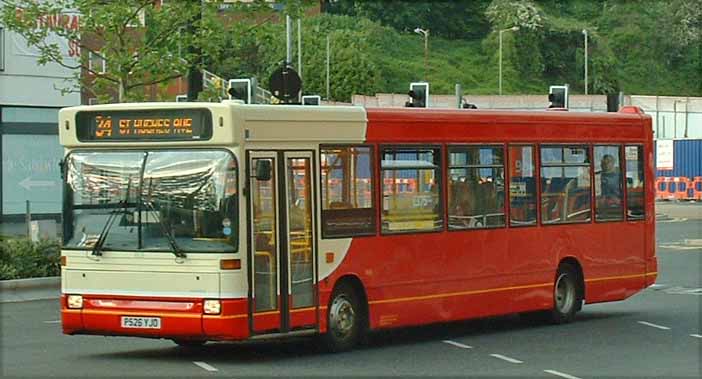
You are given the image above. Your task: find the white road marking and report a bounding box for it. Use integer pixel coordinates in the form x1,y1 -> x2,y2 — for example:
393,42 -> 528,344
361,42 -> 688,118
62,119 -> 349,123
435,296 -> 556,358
442,340 -> 473,349
43,320 -> 60,324
637,321 -> 671,330
489,354 -> 523,364
544,369 -> 582,379
193,361 -> 218,372
690,334 -> 702,339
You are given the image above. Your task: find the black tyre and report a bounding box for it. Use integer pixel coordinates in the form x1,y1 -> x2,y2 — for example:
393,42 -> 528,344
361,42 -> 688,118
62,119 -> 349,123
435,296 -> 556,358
324,282 -> 364,352
550,264 -> 579,324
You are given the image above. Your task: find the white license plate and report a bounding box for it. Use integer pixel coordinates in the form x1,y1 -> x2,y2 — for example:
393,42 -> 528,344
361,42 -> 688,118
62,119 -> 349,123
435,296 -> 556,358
120,316 -> 161,329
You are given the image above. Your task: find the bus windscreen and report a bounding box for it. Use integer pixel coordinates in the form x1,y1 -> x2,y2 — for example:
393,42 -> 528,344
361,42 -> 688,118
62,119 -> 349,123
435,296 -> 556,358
75,109 -> 213,142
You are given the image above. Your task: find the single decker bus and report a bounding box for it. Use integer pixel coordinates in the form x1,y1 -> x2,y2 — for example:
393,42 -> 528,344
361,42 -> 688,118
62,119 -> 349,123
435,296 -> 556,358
59,101 -> 656,351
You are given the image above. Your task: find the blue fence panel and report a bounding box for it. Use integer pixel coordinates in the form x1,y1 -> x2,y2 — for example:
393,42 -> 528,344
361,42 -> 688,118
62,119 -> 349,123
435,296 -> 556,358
655,139 -> 702,179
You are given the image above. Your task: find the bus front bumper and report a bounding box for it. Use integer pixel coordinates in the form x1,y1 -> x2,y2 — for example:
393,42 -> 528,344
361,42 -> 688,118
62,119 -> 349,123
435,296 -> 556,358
61,295 -> 249,341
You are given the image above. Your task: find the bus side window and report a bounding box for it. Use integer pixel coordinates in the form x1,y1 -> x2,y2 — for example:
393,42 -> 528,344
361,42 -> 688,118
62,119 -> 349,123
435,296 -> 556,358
447,145 -> 505,229
380,146 -> 443,234
625,145 -> 645,220
320,145 -> 376,238
594,145 -> 624,221
508,145 -> 537,226
540,145 -> 591,224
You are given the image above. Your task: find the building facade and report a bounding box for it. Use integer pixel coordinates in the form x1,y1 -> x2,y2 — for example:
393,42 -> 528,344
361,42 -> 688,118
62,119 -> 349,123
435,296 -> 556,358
0,17 -> 80,227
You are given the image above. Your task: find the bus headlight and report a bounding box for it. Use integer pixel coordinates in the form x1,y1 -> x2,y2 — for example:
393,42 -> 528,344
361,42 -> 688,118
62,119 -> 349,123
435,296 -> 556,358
67,295 -> 83,309
203,300 -> 221,315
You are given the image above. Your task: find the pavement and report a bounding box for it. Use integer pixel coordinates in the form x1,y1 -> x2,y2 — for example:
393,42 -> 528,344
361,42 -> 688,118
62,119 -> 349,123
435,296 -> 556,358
1,201 -> 699,304
0,277 -> 60,303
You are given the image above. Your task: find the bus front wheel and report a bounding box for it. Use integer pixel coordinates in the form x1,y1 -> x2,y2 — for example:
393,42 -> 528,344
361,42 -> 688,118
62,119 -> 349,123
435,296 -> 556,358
324,282 -> 364,352
550,263 -> 579,324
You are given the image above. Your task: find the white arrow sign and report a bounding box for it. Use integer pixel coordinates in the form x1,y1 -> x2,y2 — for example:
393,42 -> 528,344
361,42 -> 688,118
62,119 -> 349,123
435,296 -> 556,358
19,177 -> 57,190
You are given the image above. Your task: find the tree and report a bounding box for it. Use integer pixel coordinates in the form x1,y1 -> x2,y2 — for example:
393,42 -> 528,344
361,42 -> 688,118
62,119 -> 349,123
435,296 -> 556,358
0,0 -> 223,102
325,0 -> 492,41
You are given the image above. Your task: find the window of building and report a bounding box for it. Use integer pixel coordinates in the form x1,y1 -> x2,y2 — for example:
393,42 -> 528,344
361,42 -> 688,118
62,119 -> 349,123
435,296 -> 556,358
320,145 -> 375,237
594,145 -> 624,221
625,145 -> 645,220
508,145 -> 537,226
448,145 -> 505,229
88,51 -> 106,74
540,145 -> 591,224
381,146 -> 442,233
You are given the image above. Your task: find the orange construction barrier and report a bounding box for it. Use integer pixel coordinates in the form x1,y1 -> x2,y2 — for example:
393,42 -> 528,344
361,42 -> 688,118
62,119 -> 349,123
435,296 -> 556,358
691,176 -> 702,201
655,177 -> 666,200
673,177 -> 691,200
656,177 -> 676,201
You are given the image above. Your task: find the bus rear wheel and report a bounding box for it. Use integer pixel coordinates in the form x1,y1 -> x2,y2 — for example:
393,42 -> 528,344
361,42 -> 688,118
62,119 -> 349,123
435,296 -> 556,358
324,282 -> 364,352
550,263 -> 579,324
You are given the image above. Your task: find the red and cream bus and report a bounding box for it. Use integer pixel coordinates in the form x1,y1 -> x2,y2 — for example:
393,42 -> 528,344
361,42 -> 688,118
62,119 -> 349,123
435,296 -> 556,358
59,102 -> 656,351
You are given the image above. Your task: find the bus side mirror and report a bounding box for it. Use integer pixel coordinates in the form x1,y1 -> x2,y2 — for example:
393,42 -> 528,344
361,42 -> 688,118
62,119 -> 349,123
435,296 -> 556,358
254,160 -> 272,181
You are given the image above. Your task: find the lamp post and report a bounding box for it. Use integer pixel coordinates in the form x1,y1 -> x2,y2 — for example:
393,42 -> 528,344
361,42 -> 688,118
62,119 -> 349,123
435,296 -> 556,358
498,26 -> 519,95
414,27 -> 429,82
582,29 -> 588,95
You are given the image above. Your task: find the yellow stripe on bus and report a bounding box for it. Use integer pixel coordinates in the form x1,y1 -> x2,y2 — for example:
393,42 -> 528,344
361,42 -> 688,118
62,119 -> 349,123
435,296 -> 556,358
367,272 -> 657,306
368,282 -> 552,305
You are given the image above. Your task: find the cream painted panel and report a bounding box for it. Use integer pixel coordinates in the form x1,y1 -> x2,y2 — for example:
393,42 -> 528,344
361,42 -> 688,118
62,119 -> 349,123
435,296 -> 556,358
219,271 -> 248,299
243,121 -> 365,143
61,250 -> 228,272
63,269 -> 220,298
317,238 -> 352,280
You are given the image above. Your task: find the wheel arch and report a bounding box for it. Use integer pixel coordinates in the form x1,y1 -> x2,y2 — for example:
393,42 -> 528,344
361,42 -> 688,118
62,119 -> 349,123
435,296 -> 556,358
330,274 -> 370,329
558,256 -> 585,305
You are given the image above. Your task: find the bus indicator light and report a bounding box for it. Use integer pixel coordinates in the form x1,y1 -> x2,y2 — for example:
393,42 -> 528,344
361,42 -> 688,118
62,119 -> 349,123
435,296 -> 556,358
325,252 -> 334,263
220,259 -> 241,270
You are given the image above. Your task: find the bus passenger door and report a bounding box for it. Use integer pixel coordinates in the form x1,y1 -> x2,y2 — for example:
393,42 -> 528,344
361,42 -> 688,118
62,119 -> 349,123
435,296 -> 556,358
247,151 -> 317,335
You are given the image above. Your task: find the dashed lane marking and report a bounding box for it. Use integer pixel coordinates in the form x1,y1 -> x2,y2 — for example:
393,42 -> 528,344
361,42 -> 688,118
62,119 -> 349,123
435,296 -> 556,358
193,361 -> 218,372
442,340 -> 473,349
43,320 -> 60,324
658,217 -> 688,223
690,334 -> 702,339
637,321 -> 671,330
489,354 -> 523,364
544,369 -> 583,379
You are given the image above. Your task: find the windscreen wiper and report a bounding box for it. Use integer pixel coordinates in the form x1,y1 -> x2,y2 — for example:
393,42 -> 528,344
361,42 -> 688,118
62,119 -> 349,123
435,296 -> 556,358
91,179 -> 132,256
143,200 -> 186,259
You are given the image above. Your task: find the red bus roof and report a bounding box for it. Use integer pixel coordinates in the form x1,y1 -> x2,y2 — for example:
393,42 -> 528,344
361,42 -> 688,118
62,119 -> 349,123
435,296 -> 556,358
365,108 -> 651,144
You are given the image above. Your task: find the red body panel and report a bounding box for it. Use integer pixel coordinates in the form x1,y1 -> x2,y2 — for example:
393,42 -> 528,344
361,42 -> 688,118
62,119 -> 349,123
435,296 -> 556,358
62,294 -> 250,341
320,108 -> 655,331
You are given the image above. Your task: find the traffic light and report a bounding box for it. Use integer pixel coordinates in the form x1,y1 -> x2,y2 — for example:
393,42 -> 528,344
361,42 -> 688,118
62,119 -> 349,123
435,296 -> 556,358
228,78 -> 252,104
548,85 -> 569,108
405,82 -> 429,108
302,95 -> 321,105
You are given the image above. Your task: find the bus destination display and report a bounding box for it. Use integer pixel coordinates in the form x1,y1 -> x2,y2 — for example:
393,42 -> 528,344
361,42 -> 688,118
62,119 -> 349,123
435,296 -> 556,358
76,109 -> 213,142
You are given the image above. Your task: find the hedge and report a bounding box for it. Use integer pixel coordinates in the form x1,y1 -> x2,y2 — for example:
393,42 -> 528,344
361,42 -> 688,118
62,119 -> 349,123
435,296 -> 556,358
0,238 -> 61,280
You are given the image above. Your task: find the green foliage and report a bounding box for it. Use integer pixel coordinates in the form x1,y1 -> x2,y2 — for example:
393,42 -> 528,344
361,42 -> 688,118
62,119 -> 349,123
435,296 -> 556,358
326,0 -> 492,40
0,0 -> 225,102
0,239 -> 61,280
